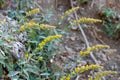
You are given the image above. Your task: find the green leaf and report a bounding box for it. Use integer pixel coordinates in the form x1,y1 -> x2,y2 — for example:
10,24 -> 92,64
8,71 -> 21,77
116,23 -> 120,29
23,69 -> 29,80
40,73 -> 50,76
25,64 -> 40,75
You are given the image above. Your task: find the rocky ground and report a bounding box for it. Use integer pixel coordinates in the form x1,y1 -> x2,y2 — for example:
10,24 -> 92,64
35,0 -> 120,80
0,0 -> 120,79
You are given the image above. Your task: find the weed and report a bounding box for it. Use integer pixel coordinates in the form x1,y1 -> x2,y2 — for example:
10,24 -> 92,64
0,3 -> 118,80
99,8 -> 120,38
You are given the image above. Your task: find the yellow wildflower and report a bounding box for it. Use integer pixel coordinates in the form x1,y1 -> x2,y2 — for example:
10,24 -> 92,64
60,74 -> 71,80
71,71 -> 76,75
25,22 -> 39,28
94,71 -> 117,80
75,64 -> 103,74
19,22 -> 39,31
74,17 -> 102,24
86,47 -> 91,51
39,24 -> 56,29
60,65 -> 103,80
75,67 -> 80,73
19,21 -> 56,31
38,35 -> 62,50
26,8 -> 40,15
66,74 -> 70,80
24,53 -> 29,58
80,45 -> 110,57
0,18 -> 6,25
80,50 -> 90,56
88,76 -> 93,80
39,56 -> 43,61
95,45 -> 110,50
62,7 -> 79,19
60,76 -> 66,80
3,18 -> 6,23
19,25 -> 25,31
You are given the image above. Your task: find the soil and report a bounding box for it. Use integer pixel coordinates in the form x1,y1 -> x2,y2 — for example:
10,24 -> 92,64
1,0 -> 120,79
35,0 -> 120,80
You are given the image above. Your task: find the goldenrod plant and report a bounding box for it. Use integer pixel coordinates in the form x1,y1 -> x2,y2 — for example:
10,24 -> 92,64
38,35 -> 62,50
0,7 -> 62,79
74,17 -> 102,24
59,7 -> 117,80
0,2 -> 118,80
80,44 -> 110,57
26,8 -> 40,15
61,6 -> 79,19
19,21 -> 56,31
60,64 -> 103,80
94,71 -> 117,80
88,76 -> 93,80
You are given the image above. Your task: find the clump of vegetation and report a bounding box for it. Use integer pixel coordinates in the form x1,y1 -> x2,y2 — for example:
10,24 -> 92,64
99,8 -> 120,38
80,0 -> 88,4
0,8 -> 62,79
0,1 -> 118,80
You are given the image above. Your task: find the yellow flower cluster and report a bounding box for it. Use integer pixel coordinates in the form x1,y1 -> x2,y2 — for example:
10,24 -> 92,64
61,7 -> 79,19
0,18 -> 6,25
74,17 -> 102,24
19,22 -> 39,31
3,18 -> 6,23
94,71 -> 117,80
38,35 -> 62,50
40,24 -> 56,29
60,64 -> 103,80
74,64 -> 103,74
19,25 -> 25,31
39,56 -> 43,61
26,8 -> 40,15
88,76 -> 93,80
60,74 -> 70,80
25,22 -> 40,27
24,53 -> 29,58
80,45 -> 110,57
19,22 -> 56,31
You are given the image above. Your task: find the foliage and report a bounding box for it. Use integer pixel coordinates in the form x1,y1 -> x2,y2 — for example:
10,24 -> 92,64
100,8 -> 120,37
80,0 -> 88,4
0,8 -> 61,80
0,0 -> 4,8
59,7 -> 117,80
0,3 -> 118,80
80,45 -> 110,57
13,0 -> 34,10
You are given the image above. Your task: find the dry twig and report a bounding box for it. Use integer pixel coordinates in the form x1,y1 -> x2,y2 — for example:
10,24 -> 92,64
70,0 -> 106,80
34,1 -> 44,12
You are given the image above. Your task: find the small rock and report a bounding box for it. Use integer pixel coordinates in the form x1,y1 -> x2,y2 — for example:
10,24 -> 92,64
71,26 -> 78,30
70,36 -> 76,41
103,49 -> 117,55
75,47 -> 81,51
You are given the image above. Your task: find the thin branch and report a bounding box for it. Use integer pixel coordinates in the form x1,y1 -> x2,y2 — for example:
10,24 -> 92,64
91,0 -> 95,8
34,1 -> 44,12
70,0 -> 106,80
